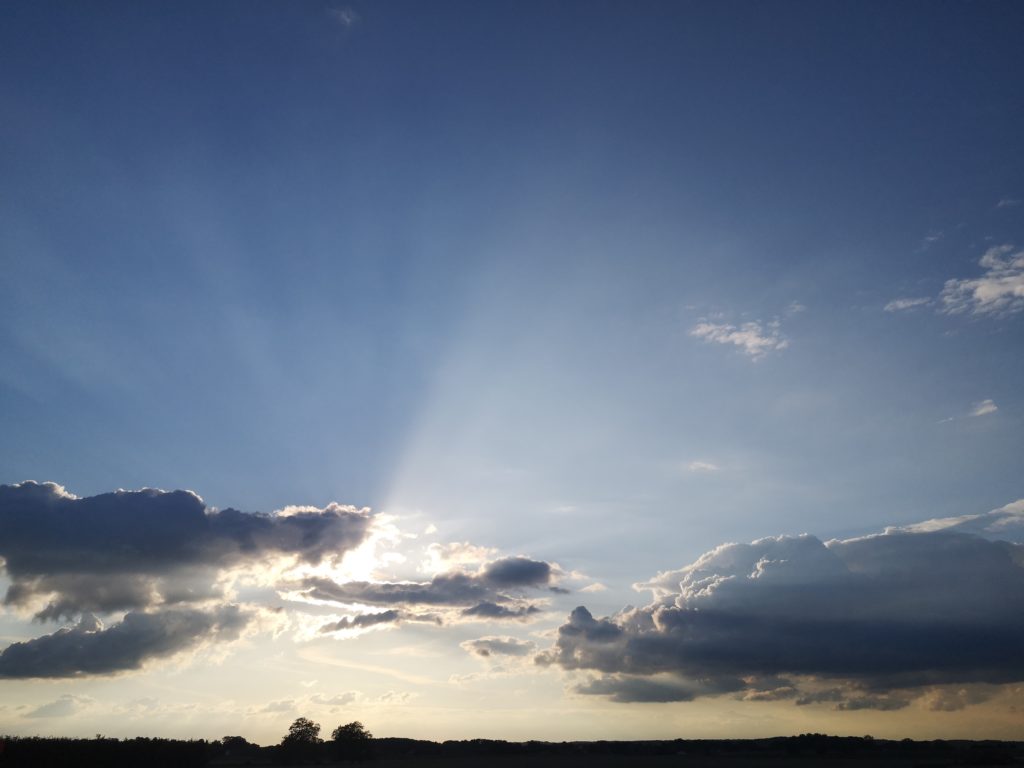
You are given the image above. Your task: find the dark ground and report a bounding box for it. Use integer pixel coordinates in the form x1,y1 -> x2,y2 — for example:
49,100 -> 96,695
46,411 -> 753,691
2,734 -> 1023,767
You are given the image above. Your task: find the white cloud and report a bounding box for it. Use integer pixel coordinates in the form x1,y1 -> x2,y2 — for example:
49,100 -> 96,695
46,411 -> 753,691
884,297 -> 931,312
969,399 -> 998,417
997,198 -> 1022,208
687,461 -> 720,473
690,320 -> 789,360
328,7 -> 359,28
940,244 -> 1024,315
920,230 -> 945,249
898,498 -> 1023,540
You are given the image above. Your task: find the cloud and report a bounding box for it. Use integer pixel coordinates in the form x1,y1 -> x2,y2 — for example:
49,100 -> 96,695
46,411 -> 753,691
319,610 -> 404,633
690,320 -> 788,360
460,602 -> 541,620
687,461 -> 719,473
538,509 -> 1024,709
574,674 -> 743,703
420,541 -> 497,575
461,636 -> 537,658
309,692 -> 358,707
318,609 -> 441,635
24,694 -> 96,718
253,699 -> 296,714
328,7 -> 359,28
884,297 -> 931,312
896,498 -> 1024,539
920,230 -> 945,250
969,399 -> 998,417
997,198 -> 1022,208
293,556 -> 556,624
0,605 -> 251,678
940,244 -> 1024,315
0,481 -> 372,619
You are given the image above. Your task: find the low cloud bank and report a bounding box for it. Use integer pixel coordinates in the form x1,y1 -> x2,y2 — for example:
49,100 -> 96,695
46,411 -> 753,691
0,605 -> 250,678
540,502 -> 1024,709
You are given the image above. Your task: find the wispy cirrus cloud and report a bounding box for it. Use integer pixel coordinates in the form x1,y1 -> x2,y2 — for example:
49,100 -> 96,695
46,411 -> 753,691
328,6 -> 359,29
884,297 -> 931,312
690,319 -> 789,360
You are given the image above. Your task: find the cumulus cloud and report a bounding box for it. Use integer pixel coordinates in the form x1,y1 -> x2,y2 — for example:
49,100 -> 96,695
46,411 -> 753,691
539,509 -> 1024,709
461,636 -> 537,658
884,297 -> 931,312
0,481 -> 372,619
940,244 -> 1024,315
0,605 -> 251,678
969,399 -> 998,417
690,320 -> 788,359
293,556 -> 557,625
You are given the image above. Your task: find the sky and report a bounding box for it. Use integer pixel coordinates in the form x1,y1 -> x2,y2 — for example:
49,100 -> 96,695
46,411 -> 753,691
1,0 -> 1023,745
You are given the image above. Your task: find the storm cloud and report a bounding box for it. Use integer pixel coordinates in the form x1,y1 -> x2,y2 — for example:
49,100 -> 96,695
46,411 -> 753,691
0,481 -> 372,618
0,605 -> 251,678
540,505 -> 1024,709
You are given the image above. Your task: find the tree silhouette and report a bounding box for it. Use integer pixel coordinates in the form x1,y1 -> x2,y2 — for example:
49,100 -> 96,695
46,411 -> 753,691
279,717 -> 322,763
331,721 -> 373,761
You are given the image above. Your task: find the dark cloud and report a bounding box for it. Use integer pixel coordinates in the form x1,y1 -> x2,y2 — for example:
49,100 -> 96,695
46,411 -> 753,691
480,557 -> 552,588
574,674 -> 744,703
0,605 -> 251,678
462,636 -> 536,658
317,609 -> 441,633
0,481 -> 371,618
540,525 -> 1024,708
319,610 -> 403,633
295,555 -> 555,622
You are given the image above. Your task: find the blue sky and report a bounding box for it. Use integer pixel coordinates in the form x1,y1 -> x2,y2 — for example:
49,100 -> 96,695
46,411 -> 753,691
1,0 -> 1023,743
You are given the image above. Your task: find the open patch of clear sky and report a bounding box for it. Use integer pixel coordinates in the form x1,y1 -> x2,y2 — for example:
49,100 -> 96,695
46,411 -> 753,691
1,0 -> 1023,744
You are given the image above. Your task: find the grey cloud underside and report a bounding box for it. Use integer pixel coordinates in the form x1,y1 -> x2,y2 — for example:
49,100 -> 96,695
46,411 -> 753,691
318,609 -> 442,633
0,605 -> 250,678
541,517 -> 1024,708
299,556 -> 555,623
0,481 -> 371,618
462,636 -> 537,658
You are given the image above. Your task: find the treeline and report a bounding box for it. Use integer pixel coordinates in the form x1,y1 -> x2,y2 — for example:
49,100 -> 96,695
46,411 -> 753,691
0,732 -> 1022,767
